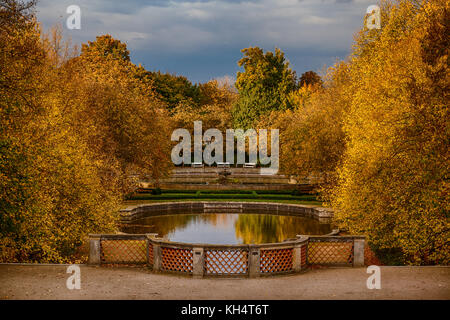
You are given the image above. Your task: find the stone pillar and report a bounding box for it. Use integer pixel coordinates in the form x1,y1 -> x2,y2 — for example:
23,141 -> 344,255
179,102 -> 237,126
294,236 -> 309,271
153,243 -> 161,271
248,246 -> 260,278
88,234 -> 101,265
146,234 -> 158,267
353,238 -> 365,267
192,247 -> 204,278
293,244 -> 302,272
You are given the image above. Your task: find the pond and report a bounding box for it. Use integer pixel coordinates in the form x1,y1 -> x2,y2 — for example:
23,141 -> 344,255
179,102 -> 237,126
120,213 -> 332,244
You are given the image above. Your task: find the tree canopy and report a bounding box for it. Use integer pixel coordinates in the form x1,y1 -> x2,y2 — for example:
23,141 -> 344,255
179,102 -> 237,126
0,2 -> 173,262
298,71 -> 323,88
232,47 -> 298,129
260,0 -> 449,265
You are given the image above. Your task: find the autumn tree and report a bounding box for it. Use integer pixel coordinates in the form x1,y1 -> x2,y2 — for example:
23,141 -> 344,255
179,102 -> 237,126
0,2 -> 175,263
258,61 -> 351,183
329,0 -> 449,265
257,0 -> 448,265
81,34 -> 130,62
298,70 -> 323,88
74,34 -> 175,186
0,2 -> 121,262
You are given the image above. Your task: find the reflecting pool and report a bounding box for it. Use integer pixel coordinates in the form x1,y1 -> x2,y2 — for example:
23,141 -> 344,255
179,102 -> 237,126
120,213 -> 332,244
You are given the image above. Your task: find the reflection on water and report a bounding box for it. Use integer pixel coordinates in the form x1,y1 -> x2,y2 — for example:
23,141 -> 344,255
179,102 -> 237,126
121,213 -> 331,244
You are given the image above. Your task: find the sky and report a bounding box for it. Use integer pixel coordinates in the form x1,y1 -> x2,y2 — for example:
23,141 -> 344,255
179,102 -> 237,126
36,0 -> 374,84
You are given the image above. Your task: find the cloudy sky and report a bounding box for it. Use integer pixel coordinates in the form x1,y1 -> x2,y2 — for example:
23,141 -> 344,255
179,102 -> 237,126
36,0 -> 374,83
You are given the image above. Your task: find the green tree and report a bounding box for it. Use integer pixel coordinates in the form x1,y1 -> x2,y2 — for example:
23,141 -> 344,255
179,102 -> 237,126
146,71 -> 201,111
172,79 -> 237,132
232,47 -> 297,129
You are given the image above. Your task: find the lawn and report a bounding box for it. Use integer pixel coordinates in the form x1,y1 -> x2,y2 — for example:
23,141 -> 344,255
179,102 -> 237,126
122,191 -> 323,209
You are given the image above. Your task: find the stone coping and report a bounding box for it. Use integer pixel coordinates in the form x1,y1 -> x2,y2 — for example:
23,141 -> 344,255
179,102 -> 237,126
147,234 -> 310,251
120,201 -> 334,223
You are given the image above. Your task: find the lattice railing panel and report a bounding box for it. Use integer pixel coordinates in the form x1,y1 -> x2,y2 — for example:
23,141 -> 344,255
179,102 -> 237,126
307,241 -> 353,265
101,240 -> 147,264
260,248 -> 293,273
161,247 -> 193,273
205,249 -> 248,275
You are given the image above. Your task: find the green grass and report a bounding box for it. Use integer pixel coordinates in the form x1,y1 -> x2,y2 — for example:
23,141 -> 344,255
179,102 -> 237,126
129,192 -> 317,201
137,189 -> 304,195
125,188 -> 323,210
123,190 -> 323,209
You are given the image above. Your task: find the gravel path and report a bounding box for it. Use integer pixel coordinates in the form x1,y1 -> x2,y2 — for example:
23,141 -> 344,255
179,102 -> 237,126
0,265 -> 449,300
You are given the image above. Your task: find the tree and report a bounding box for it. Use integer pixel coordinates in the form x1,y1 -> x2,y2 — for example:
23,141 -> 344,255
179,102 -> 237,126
75,34 -> 175,187
259,61 -> 351,183
298,70 -> 323,88
81,34 -> 130,62
0,4 -> 175,262
0,2 -> 120,262
329,0 -> 449,265
146,71 -> 202,111
172,79 -> 237,132
258,0 -> 449,265
232,47 -> 297,129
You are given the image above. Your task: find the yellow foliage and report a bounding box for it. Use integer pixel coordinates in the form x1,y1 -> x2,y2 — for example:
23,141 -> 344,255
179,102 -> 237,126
0,8 -> 174,262
259,0 -> 449,265
260,61 -> 351,184
329,0 -> 449,264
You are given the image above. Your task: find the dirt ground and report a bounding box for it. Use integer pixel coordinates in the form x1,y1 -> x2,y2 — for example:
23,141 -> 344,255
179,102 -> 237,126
0,264 -> 449,300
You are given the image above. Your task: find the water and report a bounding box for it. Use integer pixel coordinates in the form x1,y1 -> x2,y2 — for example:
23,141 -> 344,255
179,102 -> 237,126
121,213 -> 332,244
